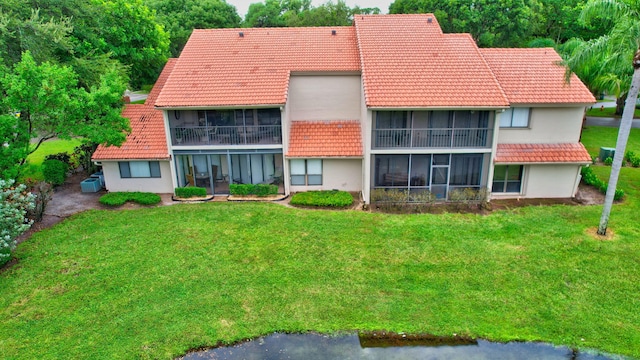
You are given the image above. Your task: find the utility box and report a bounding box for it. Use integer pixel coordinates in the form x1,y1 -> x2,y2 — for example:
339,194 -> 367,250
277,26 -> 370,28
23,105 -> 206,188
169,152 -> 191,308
81,178 -> 101,193
90,171 -> 105,188
599,147 -> 615,161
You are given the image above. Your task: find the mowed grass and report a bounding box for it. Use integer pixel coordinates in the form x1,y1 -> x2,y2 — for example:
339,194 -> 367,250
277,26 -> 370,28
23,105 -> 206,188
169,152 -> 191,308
2,175 -> 640,359
1,127 -> 639,359
581,126 -> 640,158
21,139 -> 82,181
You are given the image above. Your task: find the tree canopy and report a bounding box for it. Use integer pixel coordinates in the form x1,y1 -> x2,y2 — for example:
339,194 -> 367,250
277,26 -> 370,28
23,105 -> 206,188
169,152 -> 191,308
146,0 -> 242,57
0,0 -> 169,88
0,52 -> 130,180
244,0 -> 379,28
388,0 -> 608,47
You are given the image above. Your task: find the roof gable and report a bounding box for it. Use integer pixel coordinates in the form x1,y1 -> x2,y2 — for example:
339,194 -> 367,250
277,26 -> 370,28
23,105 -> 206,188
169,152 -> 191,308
93,59 -> 177,161
155,27 -> 361,108
481,48 -> 596,104
353,14 -> 509,108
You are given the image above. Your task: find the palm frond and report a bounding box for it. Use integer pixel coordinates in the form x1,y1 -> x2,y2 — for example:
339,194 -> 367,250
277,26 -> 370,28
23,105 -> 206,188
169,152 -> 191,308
580,0 -> 630,25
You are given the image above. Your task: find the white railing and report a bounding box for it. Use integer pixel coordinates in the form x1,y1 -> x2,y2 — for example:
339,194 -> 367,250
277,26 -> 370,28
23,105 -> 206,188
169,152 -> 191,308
373,128 -> 492,149
171,126 -> 282,146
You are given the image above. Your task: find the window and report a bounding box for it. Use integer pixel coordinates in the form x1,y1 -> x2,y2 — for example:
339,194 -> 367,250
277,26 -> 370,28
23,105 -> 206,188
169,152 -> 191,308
500,108 -> 530,128
119,161 -> 161,178
492,165 -> 523,193
290,159 -> 322,185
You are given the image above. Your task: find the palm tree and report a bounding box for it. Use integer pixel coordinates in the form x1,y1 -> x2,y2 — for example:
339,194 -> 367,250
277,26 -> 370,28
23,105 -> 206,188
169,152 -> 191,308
566,0 -> 640,235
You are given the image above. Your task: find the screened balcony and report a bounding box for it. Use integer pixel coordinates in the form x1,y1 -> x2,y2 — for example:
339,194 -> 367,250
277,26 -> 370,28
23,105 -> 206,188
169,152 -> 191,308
171,125 -> 282,146
169,108 -> 282,146
372,110 -> 493,149
373,128 -> 492,148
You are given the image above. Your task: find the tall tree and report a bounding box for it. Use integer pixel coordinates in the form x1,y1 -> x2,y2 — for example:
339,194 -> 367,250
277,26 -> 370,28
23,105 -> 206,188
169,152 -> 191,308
244,0 -> 377,27
146,0 -> 241,57
389,0 -> 538,47
566,0 -> 640,235
0,0 -> 169,88
0,52 -> 130,180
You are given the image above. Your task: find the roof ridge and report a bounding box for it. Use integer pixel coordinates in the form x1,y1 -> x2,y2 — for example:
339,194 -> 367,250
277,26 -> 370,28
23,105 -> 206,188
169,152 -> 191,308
474,40 -> 510,107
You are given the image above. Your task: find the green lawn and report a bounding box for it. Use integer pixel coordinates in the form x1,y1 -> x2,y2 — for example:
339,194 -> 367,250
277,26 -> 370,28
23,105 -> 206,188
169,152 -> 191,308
581,126 -> 640,158
1,127 -> 638,359
585,106 -> 640,118
21,139 -> 82,181
2,167 -> 640,359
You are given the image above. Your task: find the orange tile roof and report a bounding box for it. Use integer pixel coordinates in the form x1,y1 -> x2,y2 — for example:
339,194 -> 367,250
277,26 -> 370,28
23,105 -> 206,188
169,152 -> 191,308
481,48 -> 596,104
145,58 -> 178,105
155,27 -> 361,108
495,143 -> 592,164
93,60 -> 177,160
353,14 -> 509,108
287,121 -> 362,157
92,105 -> 169,160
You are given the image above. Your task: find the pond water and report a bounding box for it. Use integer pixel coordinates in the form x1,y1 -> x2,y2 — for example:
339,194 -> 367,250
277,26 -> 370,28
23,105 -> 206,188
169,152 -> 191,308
180,332 -> 623,360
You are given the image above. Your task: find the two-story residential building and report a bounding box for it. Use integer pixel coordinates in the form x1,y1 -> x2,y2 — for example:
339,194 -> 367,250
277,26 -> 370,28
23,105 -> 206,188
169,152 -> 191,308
93,14 -> 594,203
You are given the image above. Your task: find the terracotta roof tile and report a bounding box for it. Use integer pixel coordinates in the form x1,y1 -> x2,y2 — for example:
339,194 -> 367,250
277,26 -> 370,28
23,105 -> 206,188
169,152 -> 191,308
145,58 -> 178,105
155,27 -> 360,107
287,121 -> 362,157
353,14 -> 509,108
481,48 -> 596,104
495,143 -> 592,164
93,60 -> 177,160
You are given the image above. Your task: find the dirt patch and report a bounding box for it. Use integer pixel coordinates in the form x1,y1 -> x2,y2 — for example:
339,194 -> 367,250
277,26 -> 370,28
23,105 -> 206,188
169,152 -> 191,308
574,183 -> 605,205
16,173 -> 174,244
585,227 -> 616,241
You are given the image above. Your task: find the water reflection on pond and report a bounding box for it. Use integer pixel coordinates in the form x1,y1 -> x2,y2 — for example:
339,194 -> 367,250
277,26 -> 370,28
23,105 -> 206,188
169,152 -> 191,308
180,332 -> 621,360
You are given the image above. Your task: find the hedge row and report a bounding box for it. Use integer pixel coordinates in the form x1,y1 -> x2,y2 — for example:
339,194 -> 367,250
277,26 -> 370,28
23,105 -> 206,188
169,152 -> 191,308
229,183 -> 278,197
175,187 -> 207,198
290,190 -> 353,207
99,192 -> 161,206
581,166 -> 624,201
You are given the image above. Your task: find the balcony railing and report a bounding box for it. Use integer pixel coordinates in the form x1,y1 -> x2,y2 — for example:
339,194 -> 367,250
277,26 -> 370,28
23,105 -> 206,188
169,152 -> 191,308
171,126 -> 282,146
373,128 -> 492,149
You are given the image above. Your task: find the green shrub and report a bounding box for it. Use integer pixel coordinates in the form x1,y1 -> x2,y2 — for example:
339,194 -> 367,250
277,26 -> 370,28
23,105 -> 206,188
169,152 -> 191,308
175,187 -> 207,198
1,179 -> 35,266
625,150 -> 635,162
44,152 -> 71,166
229,183 -> 278,197
625,150 -> 640,168
99,192 -> 161,206
42,159 -> 68,186
290,190 -> 353,207
581,166 -> 624,201
604,157 -> 613,165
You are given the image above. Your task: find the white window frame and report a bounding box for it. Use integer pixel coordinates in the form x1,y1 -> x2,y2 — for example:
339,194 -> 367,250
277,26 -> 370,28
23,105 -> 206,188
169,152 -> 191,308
290,159 -> 322,186
119,161 -> 161,178
492,165 -> 523,193
500,108 -> 530,128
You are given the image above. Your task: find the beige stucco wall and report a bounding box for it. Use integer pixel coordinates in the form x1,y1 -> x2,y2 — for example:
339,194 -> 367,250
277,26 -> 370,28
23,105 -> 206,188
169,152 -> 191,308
497,107 -> 585,144
491,164 -> 582,199
101,161 -> 174,193
289,158 -> 362,192
288,75 -> 361,121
